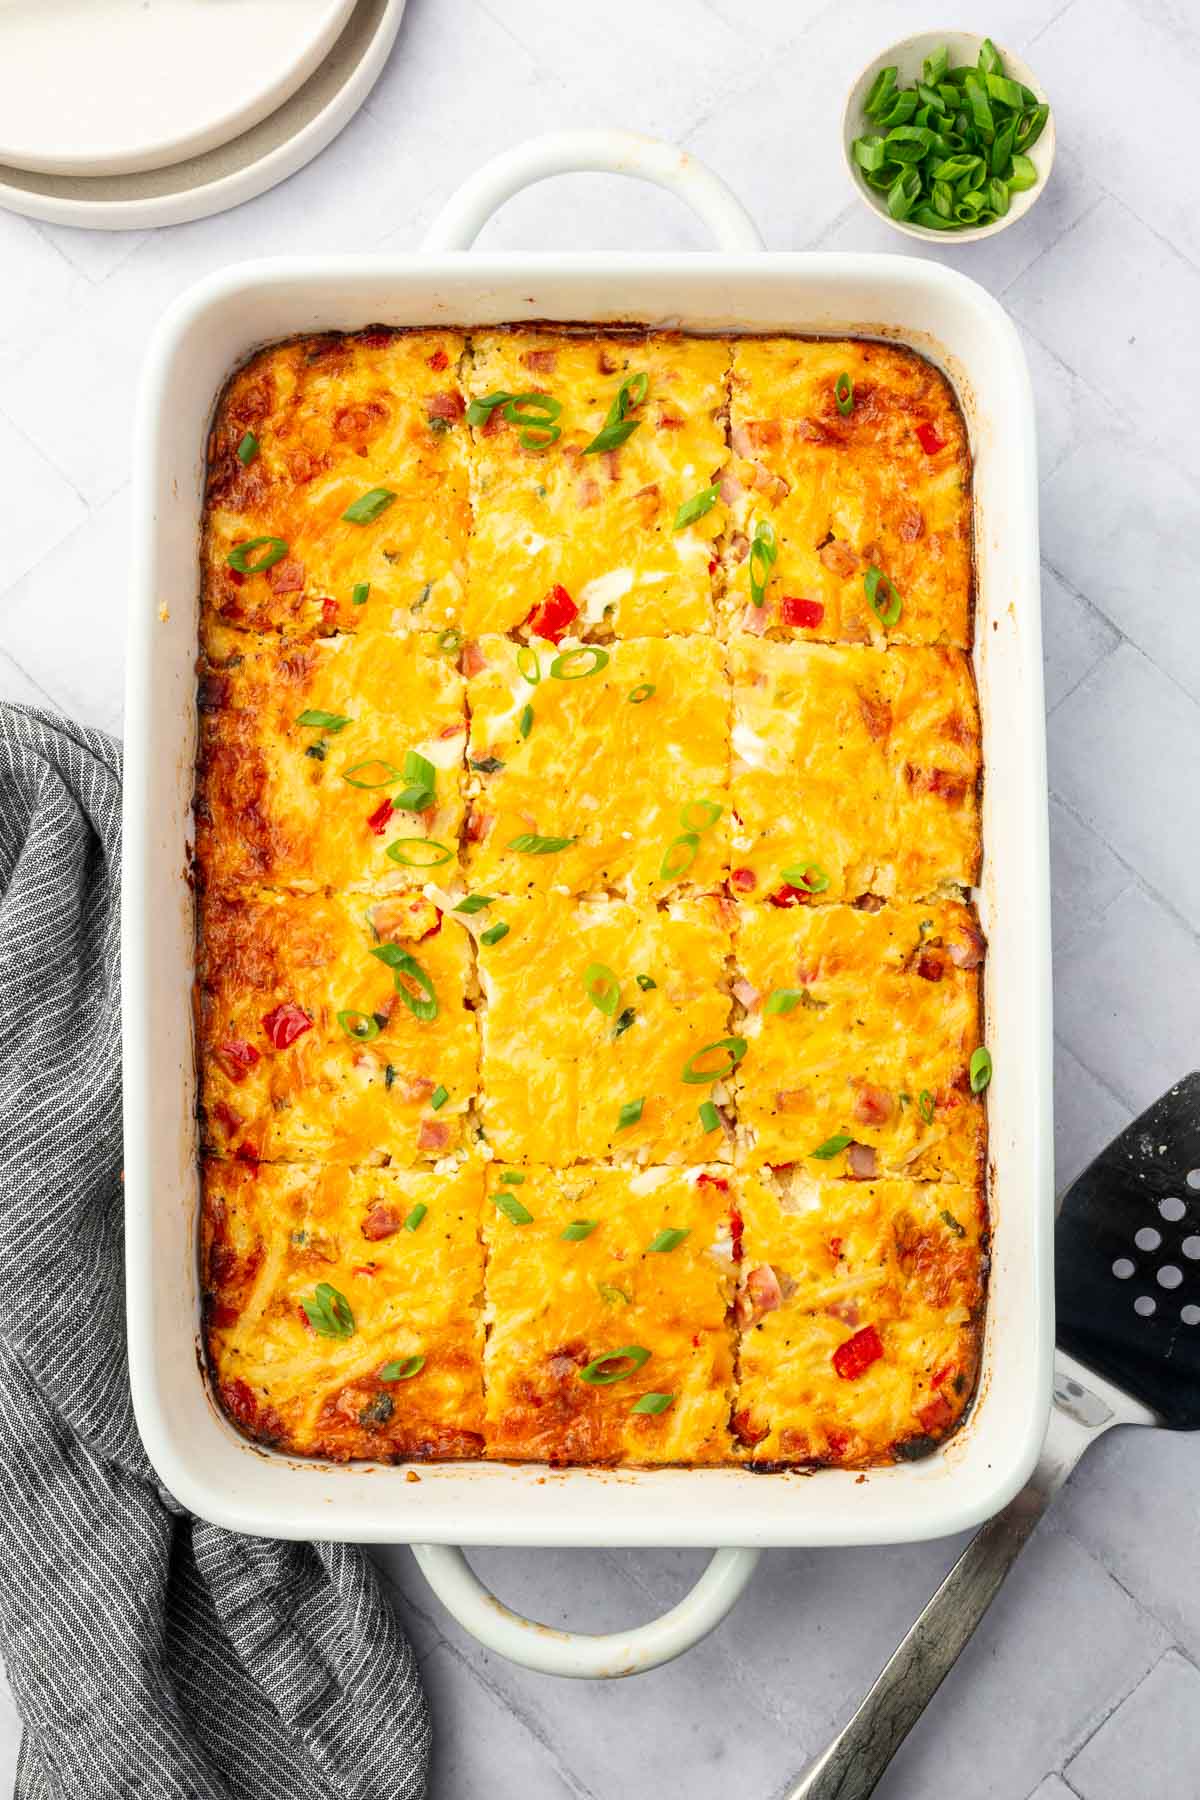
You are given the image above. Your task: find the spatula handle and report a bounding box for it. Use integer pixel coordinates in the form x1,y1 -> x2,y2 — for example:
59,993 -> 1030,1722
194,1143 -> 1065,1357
785,1375 -> 1114,1800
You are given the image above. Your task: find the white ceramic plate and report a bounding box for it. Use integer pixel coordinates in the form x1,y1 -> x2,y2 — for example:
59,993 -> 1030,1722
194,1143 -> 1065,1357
0,0 -> 404,229
0,0 -> 356,177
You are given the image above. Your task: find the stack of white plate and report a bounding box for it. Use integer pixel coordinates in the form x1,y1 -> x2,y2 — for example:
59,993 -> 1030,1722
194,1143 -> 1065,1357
0,0 -> 406,229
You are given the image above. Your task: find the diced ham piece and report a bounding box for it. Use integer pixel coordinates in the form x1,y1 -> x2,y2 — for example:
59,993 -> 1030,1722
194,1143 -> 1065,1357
261,1003 -> 312,1049
729,531 -> 750,564
858,693 -> 892,740
601,449 -> 621,483
719,471 -> 744,503
210,1100 -> 243,1137
732,1407 -> 770,1446
853,1084 -> 894,1127
819,538 -> 859,577
268,557 -> 305,593
898,506 -> 925,542
362,1204 -> 402,1241
741,602 -> 771,635
774,1088 -> 809,1113
522,348 -> 558,372
731,978 -> 759,1010
577,477 -> 601,508
917,1392 -> 956,1434
846,1142 -> 879,1180
738,1263 -> 783,1325
461,639 -> 488,677
832,1323 -> 884,1381
418,1119 -> 451,1152
526,584 -> 578,643
214,1039 -> 260,1083
426,391 -> 464,421
464,807 -> 492,843
948,925 -> 987,969
826,1298 -> 861,1328
916,953 -> 945,982
854,892 -> 885,912
780,596 -> 825,630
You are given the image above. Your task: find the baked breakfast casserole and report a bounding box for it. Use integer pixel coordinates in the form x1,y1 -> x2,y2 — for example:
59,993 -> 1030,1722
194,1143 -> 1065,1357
195,328 -> 987,1471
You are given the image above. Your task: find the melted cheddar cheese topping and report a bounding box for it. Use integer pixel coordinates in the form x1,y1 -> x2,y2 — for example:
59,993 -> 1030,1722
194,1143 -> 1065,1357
197,326 -> 986,1471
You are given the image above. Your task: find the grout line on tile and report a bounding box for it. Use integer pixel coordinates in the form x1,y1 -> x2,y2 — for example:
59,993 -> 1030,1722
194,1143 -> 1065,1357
996,190 -> 1107,301
1020,0 -> 1081,53
1058,1639 -> 1173,1779
1048,1514 -> 1191,1667
1052,1029 -> 1133,1124
1049,782 -> 1200,955
0,647 -> 66,719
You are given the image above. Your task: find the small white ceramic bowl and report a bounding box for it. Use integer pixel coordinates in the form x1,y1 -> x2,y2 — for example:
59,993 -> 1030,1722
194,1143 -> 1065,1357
842,30 -> 1055,244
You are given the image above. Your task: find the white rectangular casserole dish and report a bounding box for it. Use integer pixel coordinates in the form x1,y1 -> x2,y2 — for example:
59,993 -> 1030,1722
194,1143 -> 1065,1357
123,136 -> 1053,1627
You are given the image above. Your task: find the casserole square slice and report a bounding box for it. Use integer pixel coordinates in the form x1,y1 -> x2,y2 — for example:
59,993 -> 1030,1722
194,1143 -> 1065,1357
462,331 -> 730,639
473,891 -> 734,1166
731,900 -> 985,1183
196,626 -> 466,894
482,1164 -> 736,1464
464,634 -> 729,898
722,337 -> 972,648
728,636 -> 980,904
733,1171 -> 985,1466
202,1159 -> 485,1461
203,329 -> 471,641
198,890 -> 477,1166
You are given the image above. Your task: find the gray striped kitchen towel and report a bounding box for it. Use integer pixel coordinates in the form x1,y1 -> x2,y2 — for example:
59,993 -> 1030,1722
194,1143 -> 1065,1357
0,704 -> 430,1800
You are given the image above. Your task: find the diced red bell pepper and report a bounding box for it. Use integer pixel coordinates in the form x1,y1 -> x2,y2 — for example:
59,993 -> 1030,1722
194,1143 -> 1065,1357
917,1392 -> 955,1434
916,952 -> 945,982
730,867 -> 757,892
526,584 -> 578,643
261,1003 -> 313,1049
767,883 -> 811,909
729,1205 -> 744,1263
427,349 -> 449,371
780,595 -> 825,630
697,1173 -> 729,1193
366,798 -> 394,835
320,597 -> 338,627
916,423 -> 946,455
832,1323 -> 884,1381
214,1038 -> 260,1083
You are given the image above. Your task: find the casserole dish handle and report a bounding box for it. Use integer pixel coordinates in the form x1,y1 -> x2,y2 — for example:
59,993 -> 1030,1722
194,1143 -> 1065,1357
412,132 -> 762,1677
411,1542 -> 760,1678
420,128 -> 765,253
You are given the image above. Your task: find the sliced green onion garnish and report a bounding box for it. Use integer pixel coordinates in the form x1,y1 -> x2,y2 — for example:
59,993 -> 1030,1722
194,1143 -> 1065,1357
597,1282 -> 631,1306
303,1282 -> 355,1339
698,1099 -> 720,1132
507,833 -> 575,854
765,989 -> 802,1016
516,646 -> 541,685
503,393 -> 563,451
499,1170 -> 525,1184
236,431 -> 258,466
940,1208 -> 966,1238
680,799 -> 721,833
470,756 -> 505,773
226,536 -> 288,574
342,759 -> 401,789
584,963 -> 620,1017
617,1097 -> 644,1130
342,487 -> 396,524
969,1046 -> 993,1092
385,838 -> 454,868
337,1010 -> 380,1041
612,1006 -> 635,1041
749,518 -> 778,607
404,749 -> 436,787
352,581 -> 370,607
781,861 -> 831,894
681,1037 -> 747,1085
660,833 -> 700,881
630,1392 -> 674,1415
810,1133 -> 852,1160
379,1354 -> 425,1381
430,1085 -> 448,1111
436,628 -> 463,654
636,974 -> 656,991
834,373 -> 854,417
370,944 -> 438,1021
583,372 -> 648,455
673,485 -> 720,531
296,709 -> 351,732
480,921 -> 510,946
454,893 -> 494,914
646,1227 -> 689,1254
494,1189 -> 533,1225
404,1204 -> 428,1231
561,1219 -> 597,1242
392,784 -> 435,813
918,1089 -> 935,1124
579,1345 -> 650,1385
466,390 -> 512,427
519,703 -> 534,740
627,683 -> 656,704
550,646 -> 610,681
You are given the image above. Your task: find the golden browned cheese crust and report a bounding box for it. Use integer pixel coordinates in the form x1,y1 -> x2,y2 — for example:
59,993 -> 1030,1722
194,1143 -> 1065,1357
197,327 -> 987,1469
203,1160 -> 485,1460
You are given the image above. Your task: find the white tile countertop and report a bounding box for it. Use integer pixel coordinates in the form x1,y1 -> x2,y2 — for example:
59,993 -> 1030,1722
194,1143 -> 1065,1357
2,0 -> 1198,1793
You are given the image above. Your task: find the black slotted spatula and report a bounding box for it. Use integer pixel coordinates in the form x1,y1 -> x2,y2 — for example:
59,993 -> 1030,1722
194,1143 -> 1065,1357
785,1071 -> 1200,1800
